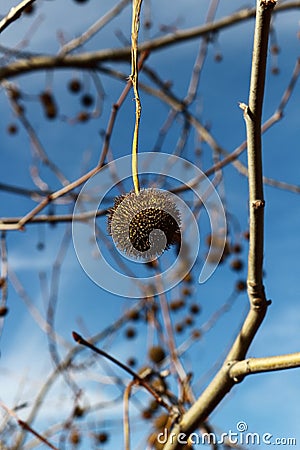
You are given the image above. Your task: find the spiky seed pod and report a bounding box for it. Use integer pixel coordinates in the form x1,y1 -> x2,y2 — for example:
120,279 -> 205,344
40,92 -> 57,119
230,258 -> 244,272
73,405 -> 84,418
142,409 -> 153,420
192,329 -> 202,339
151,376 -> 168,394
127,357 -> 136,367
69,429 -> 81,445
77,111 -> 89,122
107,189 -> 181,260
0,306 -> 9,317
149,399 -> 160,412
7,123 -> 18,135
125,327 -> 136,339
243,230 -> 250,240
81,93 -> 94,108
235,280 -> 247,291
232,243 -> 242,254
68,78 -> 82,93
175,322 -> 184,334
154,413 -> 169,430
170,299 -> 185,311
97,432 -> 109,443
190,303 -> 201,315
127,309 -> 140,321
24,4 -> 35,14
148,345 -> 166,364
185,316 -> 194,326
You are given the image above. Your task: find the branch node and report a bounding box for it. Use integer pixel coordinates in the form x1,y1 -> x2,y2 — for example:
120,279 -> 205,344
247,282 -> 268,309
238,101 -> 248,113
260,0 -> 277,10
232,375 -> 244,383
251,297 -> 266,309
227,360 -> 244,383
252,199 -> 265,209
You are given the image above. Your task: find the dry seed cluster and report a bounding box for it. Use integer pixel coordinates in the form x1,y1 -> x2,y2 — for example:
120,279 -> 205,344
108,189 -> 181,260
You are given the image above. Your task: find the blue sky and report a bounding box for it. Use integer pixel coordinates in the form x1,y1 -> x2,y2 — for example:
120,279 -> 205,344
0,0 -> 300,448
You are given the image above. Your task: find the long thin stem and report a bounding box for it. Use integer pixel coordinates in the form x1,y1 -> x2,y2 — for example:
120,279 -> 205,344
130,0 -> 143,195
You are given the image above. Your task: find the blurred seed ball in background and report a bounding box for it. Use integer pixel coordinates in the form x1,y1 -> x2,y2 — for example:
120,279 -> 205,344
230,258 -> 244,272
96,432 -> 109,444
68,78 -> 82,94
24,4 -> 35,15
7,123 -> 18,135
80,93 -> 94,108
148,345 -> 166,364
107,188 -> 181,261
40,91 -> 57,120
0,306 -> 9,317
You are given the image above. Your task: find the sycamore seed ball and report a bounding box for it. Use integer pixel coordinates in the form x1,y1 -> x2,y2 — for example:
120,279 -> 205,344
107,188 -> 181,260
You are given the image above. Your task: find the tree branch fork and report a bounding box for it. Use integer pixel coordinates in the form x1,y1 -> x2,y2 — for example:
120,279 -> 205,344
161,1 -> 299,448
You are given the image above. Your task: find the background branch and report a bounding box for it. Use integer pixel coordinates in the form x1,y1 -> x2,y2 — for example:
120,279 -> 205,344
0,3 -> 299,81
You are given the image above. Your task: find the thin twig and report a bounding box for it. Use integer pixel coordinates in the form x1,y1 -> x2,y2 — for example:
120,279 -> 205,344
157,288 -> 195,404
184,0 -> 220,105
97,59 -> 300,195
123,380 -> 134,450
13,302 -> 148,449
0,401 -> 59,450
0,53 -> 149,232
0,232 -> 8,305
1,3 -> 299,80
8,266 -> 70,348
6,90 -> 69,187
1,53 -> 298,231
72,331 -> 174,414
0,0 -> 36,35
59,0 -> 131,56
46,225 -> 80,396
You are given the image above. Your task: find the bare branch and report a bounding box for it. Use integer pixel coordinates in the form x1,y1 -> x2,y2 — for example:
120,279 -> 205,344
242,0 -> 273,302
0,0 -> 36,35
0,401 -> 59,450
72,331 -> 175,414
226,0 -> 276,363
0,3 -> 299,81
229,352 -> 300,380
162,2 -> 276,448
59,0 -> 131,56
